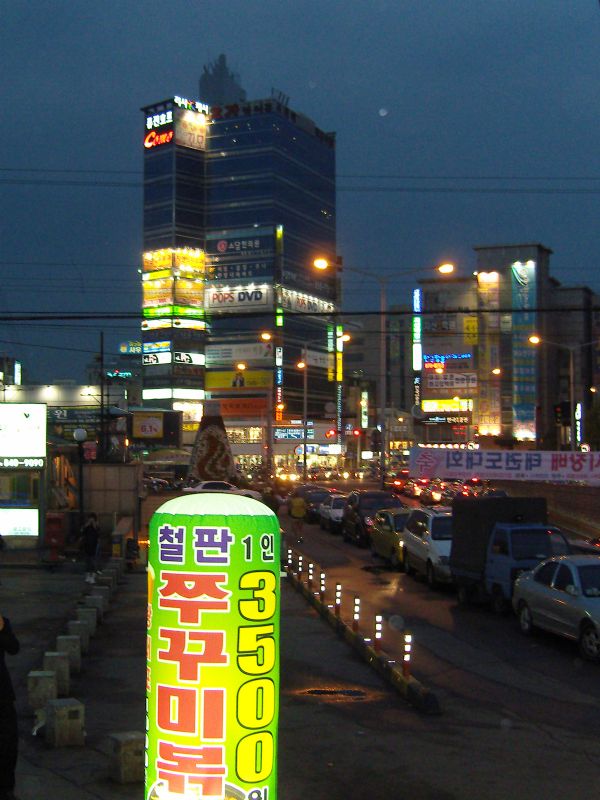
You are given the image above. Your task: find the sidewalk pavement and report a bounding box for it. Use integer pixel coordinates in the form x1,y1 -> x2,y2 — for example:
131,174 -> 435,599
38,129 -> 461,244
4,553 -> 600,800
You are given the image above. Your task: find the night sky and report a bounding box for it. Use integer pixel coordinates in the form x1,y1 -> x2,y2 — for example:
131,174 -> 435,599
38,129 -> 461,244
1,0 -> 598,383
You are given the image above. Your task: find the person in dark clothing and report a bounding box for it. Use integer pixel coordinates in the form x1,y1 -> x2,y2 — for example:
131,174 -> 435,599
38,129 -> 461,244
0,613 -> 20,800
80,512 -> 100,584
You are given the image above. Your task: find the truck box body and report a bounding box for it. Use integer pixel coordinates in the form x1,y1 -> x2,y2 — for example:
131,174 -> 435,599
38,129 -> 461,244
450,496 -> 548,581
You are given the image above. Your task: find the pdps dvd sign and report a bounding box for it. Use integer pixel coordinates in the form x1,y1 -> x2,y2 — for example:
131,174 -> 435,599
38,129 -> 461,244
205,283 -> 273,313
146,494 -> 280,800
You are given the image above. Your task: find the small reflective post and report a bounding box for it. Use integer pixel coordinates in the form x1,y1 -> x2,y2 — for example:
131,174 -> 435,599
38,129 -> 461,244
403,631 -> 412,678
352,597 -> 361,632
319,572 -> 326,602
374,614 -> 383,653
335,584 -> 342,617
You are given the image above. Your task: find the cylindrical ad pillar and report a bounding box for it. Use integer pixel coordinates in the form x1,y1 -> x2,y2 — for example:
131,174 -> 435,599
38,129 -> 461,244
146,493 -> 281,800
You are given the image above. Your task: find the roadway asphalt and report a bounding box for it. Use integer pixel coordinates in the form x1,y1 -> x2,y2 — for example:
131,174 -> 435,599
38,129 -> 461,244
3,541 -> 600,800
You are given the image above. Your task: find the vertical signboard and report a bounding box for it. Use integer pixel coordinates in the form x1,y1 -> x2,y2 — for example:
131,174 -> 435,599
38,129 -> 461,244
146,493 -> 281,800
511,261 -> 537,440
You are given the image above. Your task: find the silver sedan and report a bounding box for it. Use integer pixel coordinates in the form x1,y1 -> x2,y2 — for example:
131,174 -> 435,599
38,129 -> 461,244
512,554 -> 600,660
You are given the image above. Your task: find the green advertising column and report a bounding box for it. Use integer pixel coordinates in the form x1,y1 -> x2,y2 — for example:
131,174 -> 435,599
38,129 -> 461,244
146,493 -> 281,800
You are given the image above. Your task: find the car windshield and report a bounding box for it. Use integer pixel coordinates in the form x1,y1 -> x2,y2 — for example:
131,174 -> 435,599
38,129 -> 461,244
394,513 -> 411,531
360,495 -> 403,510
578,565 -> 600,597
431,516 -> 452,540
511,528 -> 569,560
305,491 -> 331,503
332,498 -> 347,509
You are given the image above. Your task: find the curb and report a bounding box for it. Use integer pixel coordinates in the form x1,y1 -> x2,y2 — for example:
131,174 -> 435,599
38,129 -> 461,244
286,568 -> 441,715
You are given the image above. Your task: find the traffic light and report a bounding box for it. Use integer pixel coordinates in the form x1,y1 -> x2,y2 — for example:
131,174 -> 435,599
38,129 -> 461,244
554,401 -> 571,426
352,428 -> 361,437
325,428 -> 337,439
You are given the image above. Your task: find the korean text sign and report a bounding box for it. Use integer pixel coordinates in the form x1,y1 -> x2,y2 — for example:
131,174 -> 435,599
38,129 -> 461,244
146,494 -> 281,800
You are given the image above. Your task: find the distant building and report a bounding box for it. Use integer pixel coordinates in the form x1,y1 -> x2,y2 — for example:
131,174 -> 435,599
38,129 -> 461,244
415,243 -> 600,449
140,75 -> 338,470
199,54 -> 247,106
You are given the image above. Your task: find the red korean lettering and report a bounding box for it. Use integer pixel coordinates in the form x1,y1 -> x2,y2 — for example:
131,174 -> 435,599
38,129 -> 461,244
158,572 -> 230,624
158,628 -> 228,681
157,741 -> 226,797
157,685 -> 198,734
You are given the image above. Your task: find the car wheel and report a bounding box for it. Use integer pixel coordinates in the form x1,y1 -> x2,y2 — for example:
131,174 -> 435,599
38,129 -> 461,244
490,587 -> 508,615
518,601 -> 533,635
405,552 -> 415,576
579,623 -> 600,661
457,584 -> 470,605
389,550 -> 400,570
319,517 -> 325,530
426,561 -> 437,589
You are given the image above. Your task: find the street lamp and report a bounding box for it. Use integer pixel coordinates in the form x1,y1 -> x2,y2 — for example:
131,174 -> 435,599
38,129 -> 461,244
314,257 -> 454,488
73,427 -> 87,530
529,335 -> 599,451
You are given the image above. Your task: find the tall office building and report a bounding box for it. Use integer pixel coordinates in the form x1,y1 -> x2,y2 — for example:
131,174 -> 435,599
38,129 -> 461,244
140,83 -> 338,467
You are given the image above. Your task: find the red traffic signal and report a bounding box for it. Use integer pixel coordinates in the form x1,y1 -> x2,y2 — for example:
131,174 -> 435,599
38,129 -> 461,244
325,428 -> 337,439
352,428 -> 361,437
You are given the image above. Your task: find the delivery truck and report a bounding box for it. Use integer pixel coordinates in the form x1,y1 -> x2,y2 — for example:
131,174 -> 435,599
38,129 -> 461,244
449,496 -> 571,612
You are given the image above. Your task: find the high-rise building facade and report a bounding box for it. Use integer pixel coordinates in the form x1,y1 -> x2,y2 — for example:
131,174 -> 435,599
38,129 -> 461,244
140,89 -> 338,467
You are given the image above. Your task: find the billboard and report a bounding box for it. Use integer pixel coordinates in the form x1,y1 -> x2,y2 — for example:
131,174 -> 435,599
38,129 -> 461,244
219,397 -> 268,417
511,260 -> 537,440
279,287 -> 335,315
0,404 -> 46,458
205,227 -> 276,281
204,283 -> 273,313
205,371 -> 271,391
205,342 -> 273,368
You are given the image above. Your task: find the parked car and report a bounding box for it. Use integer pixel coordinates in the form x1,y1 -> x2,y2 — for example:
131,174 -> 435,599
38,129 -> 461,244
304,488 -> 336,523
419,478 -> 448,506
402,506 -> 453,587
318,494 -> 348,533
342,490 -> 406,546
370,507 -> 412,568
182,480 -> 262,501
512,554 -> 600,660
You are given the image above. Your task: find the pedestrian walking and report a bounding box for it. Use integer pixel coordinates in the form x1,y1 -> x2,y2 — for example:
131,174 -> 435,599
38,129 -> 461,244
80,512 -> 100,584
0,613 -> 20,800
288,494 -> 307,538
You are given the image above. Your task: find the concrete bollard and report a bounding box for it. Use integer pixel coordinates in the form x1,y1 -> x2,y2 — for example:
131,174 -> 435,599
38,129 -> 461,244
67,620 -> 90,654
95,574 -> 116,593
76,605 -> 98,635
107,731 -> 145,784
90,585 -> 110,611
27,671 -> 57,711
56,635 -> 82,674
45,698 -> 85,747
43,652 -> 70,696
82,594 -> 104,622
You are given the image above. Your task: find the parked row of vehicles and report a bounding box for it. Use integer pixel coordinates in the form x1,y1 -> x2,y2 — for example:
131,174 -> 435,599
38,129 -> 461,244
289,483 -> 600,662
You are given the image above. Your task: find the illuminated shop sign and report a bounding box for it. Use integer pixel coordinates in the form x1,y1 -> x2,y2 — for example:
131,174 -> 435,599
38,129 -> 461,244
119,341 -> 142,355
173,95 -> 210,114
175,107 -> 207,150
174,352 -> 206,366
146,494 -> 280,799
360,391 -> 369,428
0,404 -> 46,459
206,342 -> 273,368
204,283 -> 273,312
0,508 -> 39,537
274,427 -> 315,441
143,352 -> 172,366
423,353 -> 472,364
143,341 -> 171,354
426,373 -> 477,389
143,248 -> 205,274
422,414 -> 471,425
280,287 -> 334,315
0,457 -> 45,469
146,110 -> 174,129
422,398 -> 473,413
144,129 -> 174,149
